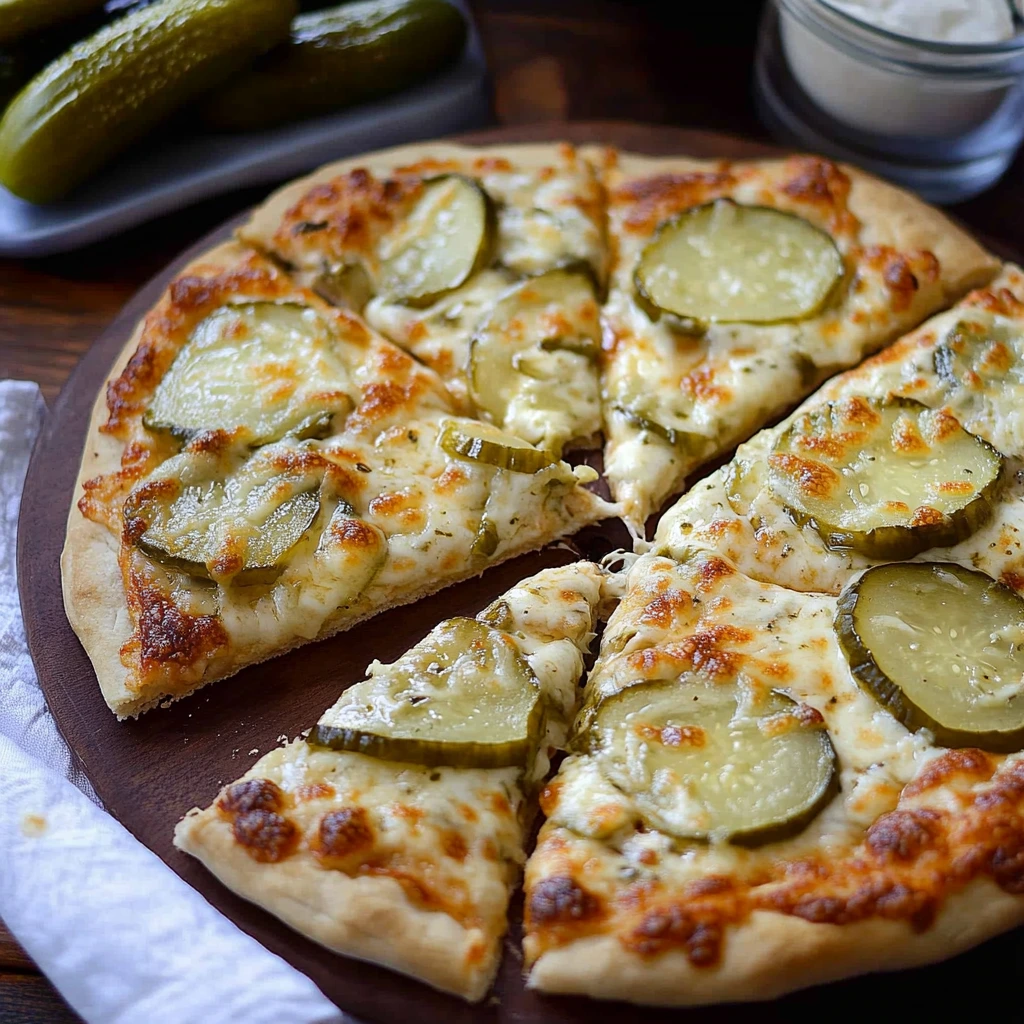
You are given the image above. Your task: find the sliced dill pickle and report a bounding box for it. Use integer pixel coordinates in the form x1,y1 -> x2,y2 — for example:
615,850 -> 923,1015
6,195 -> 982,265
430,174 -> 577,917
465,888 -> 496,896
313,261 -> 374,312
124,441 -> 322,585
836,562 -> 1024,752
767,397 -> 1003,559
934,318 -> 1024,394
202,0 -> 466,131
634,200 -> 844,325
0,0 -> 104,45
144,302 -> 353,444
438,420 -> 556,474
0,0 -> 295,203
579,679 -> 837,845
310,617 -> 542,768
471,515 -> 499,558
469,267 -> 601,453
612,404 -> 701,452
378,174 -> 494,307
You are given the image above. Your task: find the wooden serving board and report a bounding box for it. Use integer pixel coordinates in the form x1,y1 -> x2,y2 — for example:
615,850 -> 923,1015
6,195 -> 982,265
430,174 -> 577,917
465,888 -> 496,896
17,123 -> 1023,1023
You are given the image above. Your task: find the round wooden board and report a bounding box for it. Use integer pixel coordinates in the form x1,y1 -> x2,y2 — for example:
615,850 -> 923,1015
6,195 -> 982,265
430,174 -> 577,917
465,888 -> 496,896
18,122 -> 1023,1023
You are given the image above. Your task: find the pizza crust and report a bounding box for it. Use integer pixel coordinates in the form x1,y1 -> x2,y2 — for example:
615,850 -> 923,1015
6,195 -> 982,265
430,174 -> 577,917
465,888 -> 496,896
174,807 -> 498,1001
528,879 -> 1024,1005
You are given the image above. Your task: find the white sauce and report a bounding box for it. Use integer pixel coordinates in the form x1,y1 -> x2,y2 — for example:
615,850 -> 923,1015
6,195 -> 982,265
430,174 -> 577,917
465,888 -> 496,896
781,0 -> 1020,137
826,0 -> 1014,44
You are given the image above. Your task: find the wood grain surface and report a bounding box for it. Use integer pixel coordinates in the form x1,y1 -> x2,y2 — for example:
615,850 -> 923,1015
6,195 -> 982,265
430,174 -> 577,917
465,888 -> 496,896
6,1 -> 1024,1020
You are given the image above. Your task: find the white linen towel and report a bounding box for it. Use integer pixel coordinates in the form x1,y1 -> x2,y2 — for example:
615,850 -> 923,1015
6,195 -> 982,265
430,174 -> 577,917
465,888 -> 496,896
0,380 -> 348,1024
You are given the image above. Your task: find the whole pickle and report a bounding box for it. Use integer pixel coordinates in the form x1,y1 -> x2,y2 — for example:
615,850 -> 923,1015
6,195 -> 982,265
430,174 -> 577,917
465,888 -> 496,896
0,0 -> 296,203
203,0 -> 467,132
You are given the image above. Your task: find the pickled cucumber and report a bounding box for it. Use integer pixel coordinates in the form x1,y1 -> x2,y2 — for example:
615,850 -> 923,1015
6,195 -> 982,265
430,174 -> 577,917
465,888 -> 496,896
634,200 -> 844,326
577,679 -> 837,845
837,563 -> 1024,752
0,0 -> 296,203
311,617 -> 542,768
203,0 -> 467,132
768,397 -> 1004,559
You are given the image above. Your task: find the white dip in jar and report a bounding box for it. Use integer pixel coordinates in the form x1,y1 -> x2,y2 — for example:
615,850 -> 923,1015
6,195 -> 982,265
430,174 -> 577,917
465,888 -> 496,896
782,0 -> 1018,136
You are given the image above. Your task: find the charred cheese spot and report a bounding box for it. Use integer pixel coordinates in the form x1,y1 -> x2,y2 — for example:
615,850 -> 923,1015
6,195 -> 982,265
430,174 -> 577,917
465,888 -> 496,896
232,809 -> 298,863
125,573 -> 228,679
697,556 -> 735,591
313,807 -> 375,868
781,156 -> 850,208
528,876 -> 602,926
637,722 -> 706,748
627,905 -> 724,967
909,505 -> 944,528
639,589 -> 692,628
294,781 -> 335,802
681,366 -> 729,405
965,286 -> 1024,319
538,783 -> 561,817
615,171 -> 736,234
442,830 -> 469,862
767,452 -> 839,500
217,777 -> 285,815
867,809 -> 943,862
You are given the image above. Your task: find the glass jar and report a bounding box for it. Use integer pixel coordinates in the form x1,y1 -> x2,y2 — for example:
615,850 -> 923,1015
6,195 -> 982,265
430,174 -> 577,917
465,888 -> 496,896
754,0 -> 1024,202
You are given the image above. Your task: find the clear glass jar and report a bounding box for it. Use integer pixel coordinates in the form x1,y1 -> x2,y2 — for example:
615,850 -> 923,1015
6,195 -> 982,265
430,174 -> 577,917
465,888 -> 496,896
754,0 -> 1024,202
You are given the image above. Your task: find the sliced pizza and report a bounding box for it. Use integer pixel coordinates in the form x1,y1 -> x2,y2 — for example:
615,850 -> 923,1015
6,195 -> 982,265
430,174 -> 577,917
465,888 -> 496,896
593,148 -> 998,530
62,242 -> 612,717
175,560 -> 608,1001
524,551 -> 1024,1004
240,141 -> 607,456
654,264 -> 1024,596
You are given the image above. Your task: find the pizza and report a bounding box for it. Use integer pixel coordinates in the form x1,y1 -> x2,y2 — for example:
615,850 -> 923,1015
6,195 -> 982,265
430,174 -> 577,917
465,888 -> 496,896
522,268 -> 1024,1003
56,137 -> 1024,1007
240,142 -> 607,457
62,240 -> 610,717
594,149 -> 997,529
174,560 -> 609,1001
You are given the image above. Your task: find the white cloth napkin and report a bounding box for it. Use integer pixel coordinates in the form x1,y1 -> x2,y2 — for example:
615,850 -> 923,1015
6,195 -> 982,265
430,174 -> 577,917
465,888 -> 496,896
0,380 -> 348,1024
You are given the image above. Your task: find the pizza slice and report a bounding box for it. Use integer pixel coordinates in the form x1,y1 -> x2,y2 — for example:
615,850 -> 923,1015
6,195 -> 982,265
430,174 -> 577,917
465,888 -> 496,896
524,551 -> 1024,1005
240,141 -> 607,456
62,242 -> 612,717
654,264 -> 1024,596
174,560 -> 608,1001
592,148 -> 999,530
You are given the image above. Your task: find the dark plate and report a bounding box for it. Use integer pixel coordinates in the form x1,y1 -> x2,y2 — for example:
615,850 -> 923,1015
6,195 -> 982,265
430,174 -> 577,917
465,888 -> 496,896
17,122 -> 1020,1022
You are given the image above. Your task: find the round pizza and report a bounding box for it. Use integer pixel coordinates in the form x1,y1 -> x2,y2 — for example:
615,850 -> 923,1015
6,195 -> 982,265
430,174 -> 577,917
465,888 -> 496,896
59,139 -> 1024,1007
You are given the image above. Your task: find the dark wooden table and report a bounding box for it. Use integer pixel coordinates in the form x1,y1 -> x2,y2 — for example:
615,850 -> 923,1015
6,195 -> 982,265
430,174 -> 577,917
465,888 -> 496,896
3,2 -> 1024,1020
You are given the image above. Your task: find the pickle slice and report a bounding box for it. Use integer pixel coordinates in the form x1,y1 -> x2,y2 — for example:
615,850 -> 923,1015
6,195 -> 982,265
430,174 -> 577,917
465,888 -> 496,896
768,397 -> 1003,559
125,442 -> 322,585
836,562 -> 1024,752
469,267 -> 600,452
144,302 -> 353,444
934,318 -> 1024,395
379,175 -> 494,307
581,679 -> 837,845
634,200 -> 844,325
612,404 -> 701,452
311,617 -> 542,768
438,420 -> 556,474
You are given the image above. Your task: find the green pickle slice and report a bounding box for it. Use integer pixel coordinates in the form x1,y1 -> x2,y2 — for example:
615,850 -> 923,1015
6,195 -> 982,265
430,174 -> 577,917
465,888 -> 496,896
836,562 -> 1024,752
580,679 -> 837,845
469,267 -> 600,452
439,420 -> 557,474
379,174 -> 494,307
144,302 -> 353,444
634,199 -> 844,325
124,442 -> 322,585
310,617 -> 542,768
767,397 -> 1003,559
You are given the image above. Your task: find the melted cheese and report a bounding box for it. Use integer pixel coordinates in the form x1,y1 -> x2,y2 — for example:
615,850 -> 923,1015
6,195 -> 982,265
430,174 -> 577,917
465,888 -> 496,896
177,562 -> 605,994
655,267 -> 1024,595
602,158 -> 953,526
